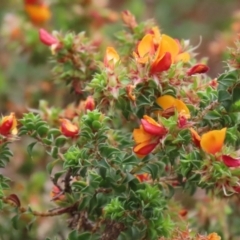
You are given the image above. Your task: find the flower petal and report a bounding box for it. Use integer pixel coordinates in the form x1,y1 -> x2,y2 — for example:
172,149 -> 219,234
156,95 -> 190,118
157,34 -> 179,63
200,128 -> 226,154
133,142 -> 158,155
175,52 -> 190,63
151,52 -> 172,74
141,118 -> 167,136
222,155 -> 240,167
39,28 -> 58,46
137,34 -> 154,58
104,47 -> 120,67
175,99 -> 191,118
156,95 -> 176,111
133,126 -> 153,144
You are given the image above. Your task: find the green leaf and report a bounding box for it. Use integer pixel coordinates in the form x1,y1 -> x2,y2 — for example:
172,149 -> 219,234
11,214 -> 20,230
27,142 -> 37,157
55,136 -> 67,147
46,159 -> 60,174
218,90 -> 232,111
37,125 -> 49,137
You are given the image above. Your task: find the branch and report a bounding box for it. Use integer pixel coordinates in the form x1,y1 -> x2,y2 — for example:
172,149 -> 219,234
2,197 -> 77,217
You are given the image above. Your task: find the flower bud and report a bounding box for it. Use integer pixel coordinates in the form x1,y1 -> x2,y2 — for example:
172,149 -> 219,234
177,114 -> 188,128
222,155 -> 240,168
50,185 -> 65,201
0,112 -> 17,136
189,128 -> 201,148
187,63 -> 209,76
141,117 -> 167,136
85,96 -> 95,111
39,28 -> 58,46
104,47 -> 120,69
60,119 -> 79,137
209,78 -> 218,88
121,10 -> 137,29
136,173 -> 149,182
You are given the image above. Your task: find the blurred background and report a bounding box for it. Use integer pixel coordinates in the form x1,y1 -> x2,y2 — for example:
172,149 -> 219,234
1,0 -> 240,239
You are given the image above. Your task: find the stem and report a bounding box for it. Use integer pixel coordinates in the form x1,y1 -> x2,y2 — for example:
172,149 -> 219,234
2,197 -> 77,217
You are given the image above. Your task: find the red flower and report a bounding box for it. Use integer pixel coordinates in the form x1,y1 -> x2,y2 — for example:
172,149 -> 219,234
60,119 -> 79,138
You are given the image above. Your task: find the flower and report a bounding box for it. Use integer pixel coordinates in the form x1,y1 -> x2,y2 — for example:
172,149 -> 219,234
24,2 -> 51,25
208,232 -> 221,240
133,28 -> 190,75
0,113 -> 17,136
156,95 -> 190,119
121,10 -> 137,29
190,128 -> 240,168
60,119 -> 79,138
200,128 -> 226,155
187,63 -> 210,76
85,96 -> 95,111
104,47 -> 120,69
39,28 -> 58,46
133,115 -> 167,156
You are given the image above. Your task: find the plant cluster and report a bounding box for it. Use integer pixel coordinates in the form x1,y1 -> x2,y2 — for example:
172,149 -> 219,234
1,6 -> 240,240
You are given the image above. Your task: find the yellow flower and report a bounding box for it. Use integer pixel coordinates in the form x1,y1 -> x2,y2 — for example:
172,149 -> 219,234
104,47 -> 120,69
200,128 -> 226,155
133,27 -> 190,74
156,95 -> 190,119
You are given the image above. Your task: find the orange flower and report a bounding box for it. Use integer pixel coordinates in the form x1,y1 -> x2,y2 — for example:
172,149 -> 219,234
133,115 -> 167,156
104,47 -> 120,69
0,112 -> 17,136
133,28 -> 190,75
208,232 -> 221,240
60,119 -> 79,138
156,95 -> 190,119
25,3 -> 51,25
200,128 -> 226,154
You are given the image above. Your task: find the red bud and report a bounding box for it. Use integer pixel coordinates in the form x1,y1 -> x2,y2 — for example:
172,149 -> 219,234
85,96 -> 95,111
187,64 -> 209,76
222,155 -> 240,167
39,28 -> 58,46
60,119 -> 79,138
141,119 -> 167,136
